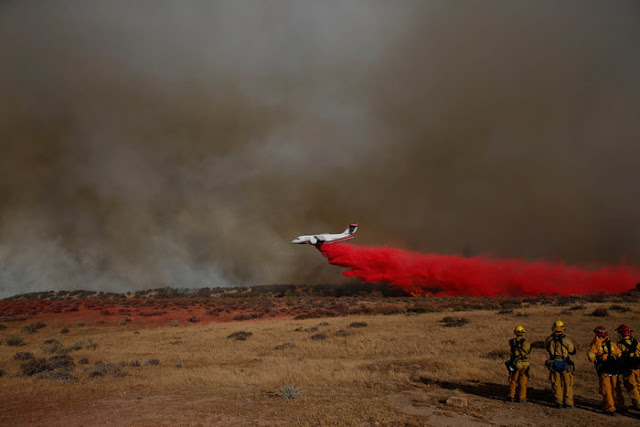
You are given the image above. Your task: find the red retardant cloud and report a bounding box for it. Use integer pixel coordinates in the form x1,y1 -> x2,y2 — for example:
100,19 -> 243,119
318,243 -> 640,297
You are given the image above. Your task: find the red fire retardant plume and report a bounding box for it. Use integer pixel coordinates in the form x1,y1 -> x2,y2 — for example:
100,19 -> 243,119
318,244 -> 640,297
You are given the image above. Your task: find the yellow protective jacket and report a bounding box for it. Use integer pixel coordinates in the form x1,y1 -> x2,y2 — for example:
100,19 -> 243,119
618,337 -> 640,359
617,337 -> 640,373
509,337 -> 531,365
587,337 -> 622,363
545,333 -> 576,360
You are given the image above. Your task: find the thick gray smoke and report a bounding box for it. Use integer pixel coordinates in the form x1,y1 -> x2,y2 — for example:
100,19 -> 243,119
1,1 -> 639,298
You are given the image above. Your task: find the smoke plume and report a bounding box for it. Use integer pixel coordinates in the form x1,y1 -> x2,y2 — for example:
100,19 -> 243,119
1,2 -> 639,298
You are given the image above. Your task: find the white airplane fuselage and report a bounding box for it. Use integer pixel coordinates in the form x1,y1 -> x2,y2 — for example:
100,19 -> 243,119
291,223 -> 358,245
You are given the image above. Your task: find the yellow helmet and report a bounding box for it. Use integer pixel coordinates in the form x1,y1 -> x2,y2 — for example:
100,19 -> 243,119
552,320 -> 565,332
514,325 -> 526,334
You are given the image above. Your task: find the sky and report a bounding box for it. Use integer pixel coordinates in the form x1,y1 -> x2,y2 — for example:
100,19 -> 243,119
1,1 -> 639,297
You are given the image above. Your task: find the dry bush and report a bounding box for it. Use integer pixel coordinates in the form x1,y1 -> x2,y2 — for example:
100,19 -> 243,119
497,309 -> 513,315
0,324 -> 6,330
22,321 -> 46,333
39,370 -> 77,382
88,362 -> 127,378
41,339 -> 64,354
227,331 -> 252,341
21,358 -> 51,376
440,316 -> 470,327
609,305 -> 631,312
13,351 -> 34,361
334,330 -> 352,337
348,322 -> 368,328
145,359 -> 160,366
277,386 -> 302,400
48,355 -> 74,369
592,308 -> 609,317
6,335 -> 24,346
310,333 -> 327,341
60,328 -> 70,334
531,340 -> 545,349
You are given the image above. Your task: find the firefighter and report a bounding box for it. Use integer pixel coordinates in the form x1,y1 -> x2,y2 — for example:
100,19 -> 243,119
587,326 -> 624,415
507,325 -> 531,403
615,324 -> 640,410
544,320 -> 576,408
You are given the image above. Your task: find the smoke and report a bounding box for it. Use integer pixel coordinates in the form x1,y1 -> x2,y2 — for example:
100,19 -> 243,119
1,2 -> 639,298
319,243 -> 640,296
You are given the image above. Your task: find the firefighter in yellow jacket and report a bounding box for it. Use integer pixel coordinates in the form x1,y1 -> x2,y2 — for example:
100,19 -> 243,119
615,324 -> 640,410
587,326 -> 624,415
507,325 -> 531,403
544,320 -> 576,408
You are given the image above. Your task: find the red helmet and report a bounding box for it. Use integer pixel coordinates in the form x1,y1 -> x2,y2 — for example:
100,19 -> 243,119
594,326 -> 608,337
615,324 -> 633,337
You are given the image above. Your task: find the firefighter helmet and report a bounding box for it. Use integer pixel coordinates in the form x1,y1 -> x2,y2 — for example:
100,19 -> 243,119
514,325 -> 526,335
615,324 -> 633,337
594,326 -> 609,338
552,320 -> 565,332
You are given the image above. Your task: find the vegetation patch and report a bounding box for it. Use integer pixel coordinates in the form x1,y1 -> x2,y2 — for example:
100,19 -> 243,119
592,308 -> 609,317
13,351 -> 34,361
48,355 -> 74,369
348,322 -> 368,328
227,331 -> 252,341
22,321 -> 46,333
310,333 -> 327,341
41,339 -> 64,354
277,386 -> 302,400
440,316 -> 470,327
609,305 -> 631,312
88,362 -> 127,378
145,359 -> 160,366
21,358 -> 51,376
6,336 -> 24,346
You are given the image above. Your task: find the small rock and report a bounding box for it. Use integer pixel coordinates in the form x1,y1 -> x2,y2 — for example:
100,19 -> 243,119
446,396 -> 468,407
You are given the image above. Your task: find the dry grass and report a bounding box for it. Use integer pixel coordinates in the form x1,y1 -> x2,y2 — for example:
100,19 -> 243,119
0,301 -> 640,425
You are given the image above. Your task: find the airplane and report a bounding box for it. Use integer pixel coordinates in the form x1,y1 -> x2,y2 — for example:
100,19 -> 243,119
291,223 -> 358,245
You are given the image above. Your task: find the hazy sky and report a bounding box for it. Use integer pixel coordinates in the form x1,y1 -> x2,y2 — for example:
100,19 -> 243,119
1,1 -> 639,297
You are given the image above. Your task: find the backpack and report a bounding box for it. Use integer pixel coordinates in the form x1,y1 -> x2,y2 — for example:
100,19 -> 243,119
595,341 -> 620,375
619,339 -> 640,372
545,334 -> 574,372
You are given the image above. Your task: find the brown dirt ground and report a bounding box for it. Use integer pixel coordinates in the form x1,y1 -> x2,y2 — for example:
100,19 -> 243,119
1,299 -> 640,425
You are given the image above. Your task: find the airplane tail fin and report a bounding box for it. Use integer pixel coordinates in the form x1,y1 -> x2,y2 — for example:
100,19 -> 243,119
345,223 -> 358,235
